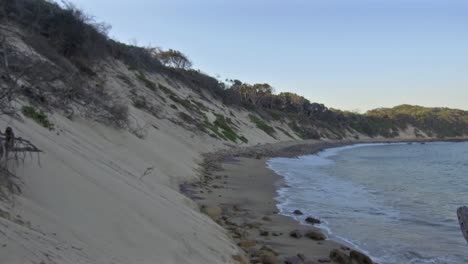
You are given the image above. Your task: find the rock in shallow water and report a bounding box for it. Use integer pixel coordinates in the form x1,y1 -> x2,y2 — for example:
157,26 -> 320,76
305,216 -> 321,225
293,210 -> 304,215
329,249 -> 374,264
350,250 -> 373,264
457,206 -> 468,244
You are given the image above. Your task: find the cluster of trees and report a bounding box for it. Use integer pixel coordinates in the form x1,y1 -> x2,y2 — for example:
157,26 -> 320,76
0,0 -> 192,73
2,0 -> 467,140
367,105 -> 468,138
1,0 -> 110,60
149,48 -> 192,69
222,81 -> 332,119
221,79 -> 468,139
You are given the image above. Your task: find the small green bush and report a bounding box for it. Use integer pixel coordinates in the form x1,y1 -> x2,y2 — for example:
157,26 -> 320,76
135,71 -> 157,90
270,111 -> 282,121
132,97 -> 147,109
239,136 -> 249,143
158,84 -> 176,97
117,74 -> 134,87
249,114 -> 276,138
276,126 -> 294,139
199,114 -> 247,143
22,106 -> 54,130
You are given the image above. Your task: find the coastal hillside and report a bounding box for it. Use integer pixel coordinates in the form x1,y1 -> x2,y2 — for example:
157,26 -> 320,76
0,1 -> 467,263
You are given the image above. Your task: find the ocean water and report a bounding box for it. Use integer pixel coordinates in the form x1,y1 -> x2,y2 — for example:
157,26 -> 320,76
267,142 -> 468,264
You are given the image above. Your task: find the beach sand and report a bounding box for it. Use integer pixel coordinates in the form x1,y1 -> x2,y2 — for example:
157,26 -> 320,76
184,140 -> 358,263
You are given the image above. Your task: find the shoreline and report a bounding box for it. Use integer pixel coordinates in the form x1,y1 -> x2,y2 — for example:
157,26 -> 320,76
182,138 -> 468,263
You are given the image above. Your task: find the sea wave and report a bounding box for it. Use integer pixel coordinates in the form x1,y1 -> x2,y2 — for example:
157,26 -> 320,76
267,142 -> 468,264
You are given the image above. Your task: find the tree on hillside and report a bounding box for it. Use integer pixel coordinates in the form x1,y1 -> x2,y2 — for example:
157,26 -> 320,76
231,82 -> 274,107
151,48 -> 192,69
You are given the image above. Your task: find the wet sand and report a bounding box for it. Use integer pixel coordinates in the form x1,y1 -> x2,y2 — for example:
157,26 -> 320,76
184,140 -> 355,263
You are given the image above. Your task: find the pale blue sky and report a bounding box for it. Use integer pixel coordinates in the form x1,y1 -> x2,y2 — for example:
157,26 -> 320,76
71,0 -> 467,111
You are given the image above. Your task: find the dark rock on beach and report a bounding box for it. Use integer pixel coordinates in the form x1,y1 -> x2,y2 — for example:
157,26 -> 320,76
289,230 -> 303,239
329,249 -> 350,264
238,240 -> 257,248
283,253 -> 307,264
305,217 -> 321,225
350,250 -> 373,264
293,210 -> 304,215
259,250 -> 277,264
305,230 -> 326,241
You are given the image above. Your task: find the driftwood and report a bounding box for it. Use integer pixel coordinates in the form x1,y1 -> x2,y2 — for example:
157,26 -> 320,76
457,206 -> 468,244
0,131 -> 42,152
0,129 -> 41,197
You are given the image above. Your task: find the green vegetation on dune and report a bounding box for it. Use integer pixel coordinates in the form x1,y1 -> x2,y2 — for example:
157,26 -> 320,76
366,105 -> 468,138
22,106 -> 54,130
201,114 -> 248,143
249,114 -> 276,138
2,0 -> 467,142
135,71 -> 157,90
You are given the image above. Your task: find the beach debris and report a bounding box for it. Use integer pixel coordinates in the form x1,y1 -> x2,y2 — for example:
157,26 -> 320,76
289,230 -> 302,239
457,206 -> 468,244
305,216 -> 321,225
305,230 -> 327,241
262,216 -> 272,222
293,210 -> 304,215
200,205 -> 222,220
350,250 -> 373,264
259,230 -> 269,236
238,240 -> 256,248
